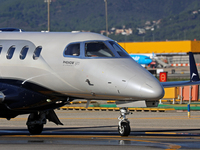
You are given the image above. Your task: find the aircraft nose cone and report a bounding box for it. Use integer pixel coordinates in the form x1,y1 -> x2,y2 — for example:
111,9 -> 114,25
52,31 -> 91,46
140,80 -> 164,100
146,59 -> 152,64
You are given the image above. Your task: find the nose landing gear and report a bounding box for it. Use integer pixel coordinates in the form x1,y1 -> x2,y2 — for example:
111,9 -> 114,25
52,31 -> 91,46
118,107 -> 131,136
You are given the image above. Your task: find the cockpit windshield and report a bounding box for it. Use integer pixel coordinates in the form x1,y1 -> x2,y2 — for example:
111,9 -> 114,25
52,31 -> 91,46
108,41 -> 130,57
85,42 -> 114,57
64,40 -> 130,58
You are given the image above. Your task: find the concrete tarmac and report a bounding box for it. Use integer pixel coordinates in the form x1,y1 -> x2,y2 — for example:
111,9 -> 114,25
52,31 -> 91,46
1,110 -> 200,150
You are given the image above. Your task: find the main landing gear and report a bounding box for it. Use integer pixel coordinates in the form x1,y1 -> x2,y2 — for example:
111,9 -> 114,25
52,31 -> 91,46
26,112 -> 46,135
118,107 -> 131,136
26,110 -> 63,135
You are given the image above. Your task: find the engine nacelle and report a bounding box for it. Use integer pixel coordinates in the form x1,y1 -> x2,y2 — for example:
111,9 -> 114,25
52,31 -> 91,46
0,82 -> 48,110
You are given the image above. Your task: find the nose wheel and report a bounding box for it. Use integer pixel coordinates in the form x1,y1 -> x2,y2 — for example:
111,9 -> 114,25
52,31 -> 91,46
118,107 -> 131,136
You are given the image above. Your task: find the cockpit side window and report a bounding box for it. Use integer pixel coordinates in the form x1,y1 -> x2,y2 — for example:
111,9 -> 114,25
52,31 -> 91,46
64,43 -> 80,57
85,42 -> 114,57
6,45 -> 15,59
109,41 -> 130,57
33,46 -> 42,60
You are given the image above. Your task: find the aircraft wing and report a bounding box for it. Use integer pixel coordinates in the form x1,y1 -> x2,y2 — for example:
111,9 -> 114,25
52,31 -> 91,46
161,80 -> 200,88
161,52 -> 200,88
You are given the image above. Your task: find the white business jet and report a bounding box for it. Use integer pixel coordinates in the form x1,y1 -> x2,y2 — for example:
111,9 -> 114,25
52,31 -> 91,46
0,29 -> 199,136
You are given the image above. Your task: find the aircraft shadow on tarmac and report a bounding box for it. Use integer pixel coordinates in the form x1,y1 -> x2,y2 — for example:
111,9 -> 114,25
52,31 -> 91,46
1,125 -> 200,136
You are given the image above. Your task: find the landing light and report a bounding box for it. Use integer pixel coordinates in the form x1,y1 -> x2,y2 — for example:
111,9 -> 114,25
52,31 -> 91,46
46,99 -> 52,102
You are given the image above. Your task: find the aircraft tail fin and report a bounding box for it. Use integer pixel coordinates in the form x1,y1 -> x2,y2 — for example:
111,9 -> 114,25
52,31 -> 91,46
189,52 -> 200,82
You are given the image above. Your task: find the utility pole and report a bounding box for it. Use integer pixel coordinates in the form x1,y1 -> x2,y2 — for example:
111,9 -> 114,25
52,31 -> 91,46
104,0 -> 108,36
152,33 -> 154,41
184,30 -> 186,40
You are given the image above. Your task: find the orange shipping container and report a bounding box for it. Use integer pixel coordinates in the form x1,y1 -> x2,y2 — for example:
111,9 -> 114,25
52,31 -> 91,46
179,85 -> 199,101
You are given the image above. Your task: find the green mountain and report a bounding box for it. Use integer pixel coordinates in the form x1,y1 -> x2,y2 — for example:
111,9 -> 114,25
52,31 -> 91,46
155,10 -> 200,41
0,0 -> 200,41
120,8 -> 200,42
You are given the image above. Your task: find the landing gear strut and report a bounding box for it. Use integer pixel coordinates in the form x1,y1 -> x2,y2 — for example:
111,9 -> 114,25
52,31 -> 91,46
118,107 -> 131,136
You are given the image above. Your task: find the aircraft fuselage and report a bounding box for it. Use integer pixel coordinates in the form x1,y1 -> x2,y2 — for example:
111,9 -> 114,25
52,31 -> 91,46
0,32 -> 164,113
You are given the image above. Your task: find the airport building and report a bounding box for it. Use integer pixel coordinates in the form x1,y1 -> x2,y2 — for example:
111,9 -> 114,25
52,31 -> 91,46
119,40 -> 200,54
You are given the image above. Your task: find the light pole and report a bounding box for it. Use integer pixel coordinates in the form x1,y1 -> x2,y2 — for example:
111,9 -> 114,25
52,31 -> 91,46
48,0 -> 50,31
104,0 -> 108,36
44,0 -> 51,31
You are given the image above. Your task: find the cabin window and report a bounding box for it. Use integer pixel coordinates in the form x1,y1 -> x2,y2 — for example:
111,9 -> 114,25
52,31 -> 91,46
108,41 -> 129,57
6,46 -> 16,59
33,46 -> 42,60
0,46 -> 2,54
64,43 -> 80,56
85,42 -> 114,57
20,46 -> 29,60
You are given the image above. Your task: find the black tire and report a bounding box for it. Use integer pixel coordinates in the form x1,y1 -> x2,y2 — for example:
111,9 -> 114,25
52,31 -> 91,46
27,113 -> 43,135
118,122 -> 131,136
27,124 -> 43,135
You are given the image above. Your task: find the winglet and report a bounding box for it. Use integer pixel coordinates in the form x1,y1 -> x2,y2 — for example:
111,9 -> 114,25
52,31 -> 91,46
189,52 -> 199,82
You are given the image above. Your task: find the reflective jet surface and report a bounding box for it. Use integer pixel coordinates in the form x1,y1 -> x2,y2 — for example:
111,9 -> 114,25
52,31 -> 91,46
130,54 -> 152,65
0,31 -> 199,136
